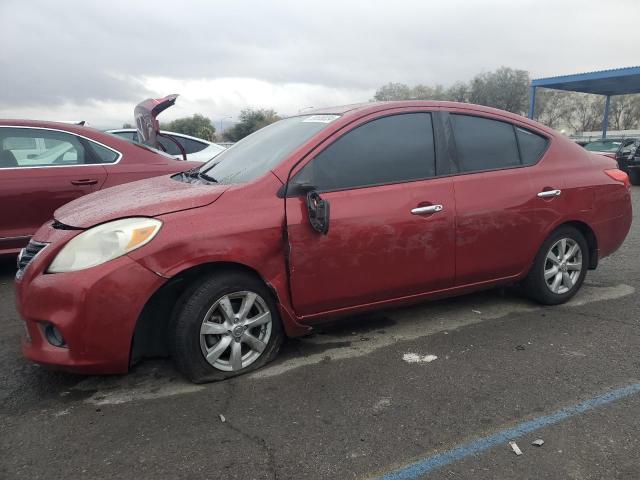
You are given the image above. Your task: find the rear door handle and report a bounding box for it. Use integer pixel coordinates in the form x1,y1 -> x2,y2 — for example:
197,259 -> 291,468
411,204 -> 443,215
537,189 -> 561,198
71,179 -> 98,186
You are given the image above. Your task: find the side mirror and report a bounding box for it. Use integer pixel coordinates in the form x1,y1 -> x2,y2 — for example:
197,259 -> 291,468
306,191 -> 330,235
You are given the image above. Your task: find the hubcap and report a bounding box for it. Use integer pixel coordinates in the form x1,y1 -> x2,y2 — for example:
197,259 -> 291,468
543,238 -> 582,295
199,291 -> 272,372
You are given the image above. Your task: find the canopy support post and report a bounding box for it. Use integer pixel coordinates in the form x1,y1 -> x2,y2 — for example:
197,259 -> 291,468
528,86 -> 537,119
602,95 -> 611,139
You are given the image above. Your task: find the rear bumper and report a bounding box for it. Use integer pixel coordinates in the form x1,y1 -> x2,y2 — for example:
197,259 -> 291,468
16,255 -> 166,374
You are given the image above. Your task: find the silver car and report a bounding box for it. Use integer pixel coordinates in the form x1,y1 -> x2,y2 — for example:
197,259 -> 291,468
107,128 -> 226,162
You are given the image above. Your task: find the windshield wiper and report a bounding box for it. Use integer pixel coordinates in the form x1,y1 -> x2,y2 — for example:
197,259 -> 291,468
197,171 -> 218,183
174,167 -> 217,184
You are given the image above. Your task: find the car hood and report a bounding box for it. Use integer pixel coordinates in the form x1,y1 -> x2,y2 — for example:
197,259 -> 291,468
55,174 -> 228,229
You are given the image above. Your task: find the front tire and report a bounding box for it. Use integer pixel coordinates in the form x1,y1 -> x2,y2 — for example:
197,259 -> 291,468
523,226 -> 589,305
629,168 -> 640,186
170,271 -> 284,383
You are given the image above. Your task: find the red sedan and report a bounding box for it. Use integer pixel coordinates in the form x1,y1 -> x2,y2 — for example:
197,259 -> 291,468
15,101 -> 632,382
0,119 -> 201,255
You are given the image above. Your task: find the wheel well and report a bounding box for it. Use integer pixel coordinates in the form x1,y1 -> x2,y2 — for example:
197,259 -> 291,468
129,262 -> 276,366
562,221 -> 598,270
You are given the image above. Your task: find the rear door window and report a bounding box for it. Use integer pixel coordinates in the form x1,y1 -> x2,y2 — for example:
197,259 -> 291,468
451,114 -> 520,172
295,113 -> 436,191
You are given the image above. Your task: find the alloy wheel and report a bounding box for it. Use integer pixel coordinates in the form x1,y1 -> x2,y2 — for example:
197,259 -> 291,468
199,291 -> 272,372
543,238 -> 583,295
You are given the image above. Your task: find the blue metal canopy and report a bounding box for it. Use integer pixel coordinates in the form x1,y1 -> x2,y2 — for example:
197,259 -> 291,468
528,66 -> 640,138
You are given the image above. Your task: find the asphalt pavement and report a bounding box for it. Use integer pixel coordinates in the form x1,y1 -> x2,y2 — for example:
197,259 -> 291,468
1,188 -> 639,480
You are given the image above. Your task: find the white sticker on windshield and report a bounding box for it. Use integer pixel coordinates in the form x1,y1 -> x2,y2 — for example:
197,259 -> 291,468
302,115 -> 340,123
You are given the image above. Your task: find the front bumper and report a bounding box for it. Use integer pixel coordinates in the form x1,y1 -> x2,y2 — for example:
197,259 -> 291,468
16,250 -> 166,374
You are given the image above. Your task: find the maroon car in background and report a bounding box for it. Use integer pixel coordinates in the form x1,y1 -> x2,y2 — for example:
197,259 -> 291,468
14,101 -> 632,383
0,118 -> 201,255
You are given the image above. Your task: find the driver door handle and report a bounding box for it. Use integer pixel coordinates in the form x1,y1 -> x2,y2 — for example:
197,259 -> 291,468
71,179 -> 98,186
537,189 -> 561,198
411,204 -> 443,215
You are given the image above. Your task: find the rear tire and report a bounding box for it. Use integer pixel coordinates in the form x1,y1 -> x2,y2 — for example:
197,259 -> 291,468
170,271 -> 284,383
629,169 -> 640,186
523,226 -> 589,305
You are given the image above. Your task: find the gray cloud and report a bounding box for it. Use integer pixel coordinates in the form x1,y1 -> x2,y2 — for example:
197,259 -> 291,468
1,0 -> 639,118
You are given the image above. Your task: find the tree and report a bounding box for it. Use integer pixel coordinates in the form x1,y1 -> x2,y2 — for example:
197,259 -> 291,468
372,82 -> 448,101
566,93 -> 604,133
161,114 -> 216,141
373,67 -> 529,114
224,108 -> 280,142
445,82 -> 469,103
122,122 -> 133,128
468,67 -> 529,114
373,82 -> 413,101
534,90 -> 574,129
610,95 -> 640,131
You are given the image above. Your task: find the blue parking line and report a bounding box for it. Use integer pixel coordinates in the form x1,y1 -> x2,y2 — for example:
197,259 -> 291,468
376,382 -> 640,480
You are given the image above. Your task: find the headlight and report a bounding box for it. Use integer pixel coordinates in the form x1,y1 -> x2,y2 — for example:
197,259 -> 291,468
48,217 -> 162,273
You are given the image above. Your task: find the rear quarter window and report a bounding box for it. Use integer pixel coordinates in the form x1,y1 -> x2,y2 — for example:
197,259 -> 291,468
516,127 -> 548,165
87,141 -> 119,164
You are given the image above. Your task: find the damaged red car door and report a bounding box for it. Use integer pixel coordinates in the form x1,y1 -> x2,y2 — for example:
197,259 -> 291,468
285,111 -> 456,318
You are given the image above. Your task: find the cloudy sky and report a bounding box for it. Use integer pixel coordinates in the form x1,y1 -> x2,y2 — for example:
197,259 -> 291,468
1,0 -> 638,129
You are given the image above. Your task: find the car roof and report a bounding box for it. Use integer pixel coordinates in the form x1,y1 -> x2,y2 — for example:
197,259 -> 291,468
298,100 -> 554,135
0,119 -> 105,136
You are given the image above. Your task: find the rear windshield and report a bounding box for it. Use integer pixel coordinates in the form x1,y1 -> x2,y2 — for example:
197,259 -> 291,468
584,140 -> 621,152
199,115 -> 340,184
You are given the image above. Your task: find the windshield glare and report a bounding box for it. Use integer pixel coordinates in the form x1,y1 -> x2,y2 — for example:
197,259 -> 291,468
584,140 -> 621,152
199,115 -> 340,184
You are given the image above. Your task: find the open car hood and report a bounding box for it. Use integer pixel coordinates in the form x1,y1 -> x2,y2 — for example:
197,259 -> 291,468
135,94 -> 179,149
54,175 -> 228,229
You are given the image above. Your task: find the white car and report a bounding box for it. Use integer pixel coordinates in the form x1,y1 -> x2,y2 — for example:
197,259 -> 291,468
107,128 -> 226,162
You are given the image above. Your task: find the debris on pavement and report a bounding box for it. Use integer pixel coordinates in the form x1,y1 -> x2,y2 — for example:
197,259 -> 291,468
532,439 -> 545,446
509,441 -> 523,455
219,414 -> 226,423
402,353 -> 438,363
372,397 -> 392,414
472,310 -> 482,314
515,345 -> 526,351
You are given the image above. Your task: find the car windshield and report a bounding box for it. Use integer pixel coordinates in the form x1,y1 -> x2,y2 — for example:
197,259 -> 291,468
198,114 -> 340,184
584,140 -> 622,152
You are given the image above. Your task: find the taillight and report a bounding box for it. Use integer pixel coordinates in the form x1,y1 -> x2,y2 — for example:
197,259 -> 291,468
605,168 -> 631,190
